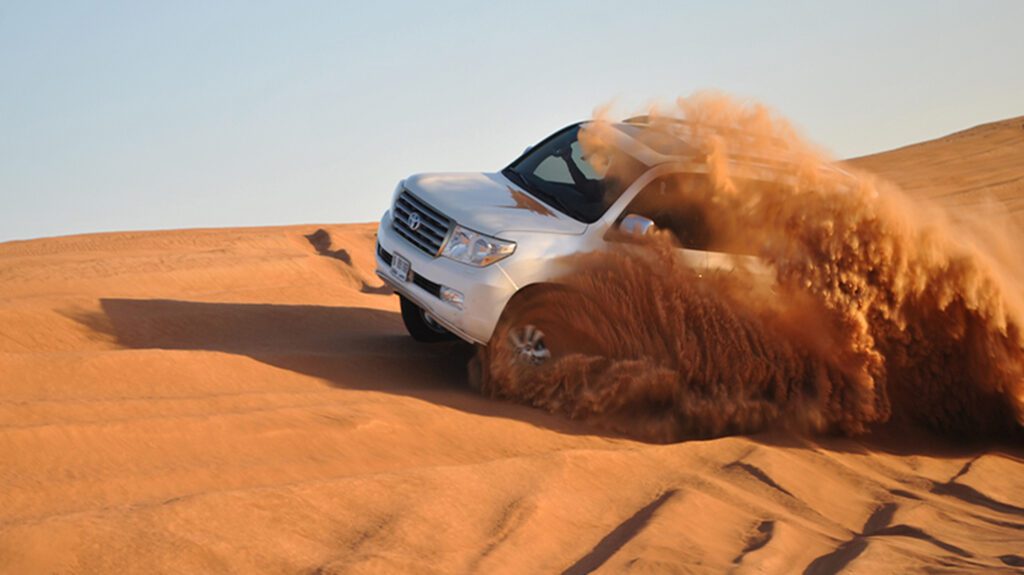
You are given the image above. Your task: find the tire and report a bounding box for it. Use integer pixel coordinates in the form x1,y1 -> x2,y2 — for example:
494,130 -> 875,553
400,295 -> 457,342
488,285 -> 603,367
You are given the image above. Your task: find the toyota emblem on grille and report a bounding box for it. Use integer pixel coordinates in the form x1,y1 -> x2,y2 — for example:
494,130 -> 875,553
407,212 -> 422,231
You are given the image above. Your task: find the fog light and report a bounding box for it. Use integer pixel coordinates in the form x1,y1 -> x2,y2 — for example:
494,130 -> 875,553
440,286 -> 464,309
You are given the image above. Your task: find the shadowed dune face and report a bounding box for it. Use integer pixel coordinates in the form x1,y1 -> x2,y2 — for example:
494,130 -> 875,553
478,95 -> 1024,441
69,299 -> 455,390
76,299 -> 399,354
68,298 -> 562,417
64,298 -> 613,437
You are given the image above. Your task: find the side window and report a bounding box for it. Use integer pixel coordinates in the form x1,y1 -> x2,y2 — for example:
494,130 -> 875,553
621,175 -> 712,250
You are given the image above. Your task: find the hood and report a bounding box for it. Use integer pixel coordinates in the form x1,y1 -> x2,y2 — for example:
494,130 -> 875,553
401,172 -> 587,236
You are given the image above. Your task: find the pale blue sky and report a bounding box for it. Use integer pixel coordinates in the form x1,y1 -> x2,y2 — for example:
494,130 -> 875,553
2,1 -> 1022,241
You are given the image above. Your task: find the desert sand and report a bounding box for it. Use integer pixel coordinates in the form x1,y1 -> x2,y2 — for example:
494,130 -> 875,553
1,118 -> 1023,574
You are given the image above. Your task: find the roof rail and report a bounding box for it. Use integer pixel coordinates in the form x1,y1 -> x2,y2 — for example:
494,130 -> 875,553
623,115 -> 652,124
620,115 -> 794,151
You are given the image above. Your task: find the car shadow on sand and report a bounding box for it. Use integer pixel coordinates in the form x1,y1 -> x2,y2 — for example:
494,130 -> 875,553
69,297 -> 602,437
67,297 -> 1024,454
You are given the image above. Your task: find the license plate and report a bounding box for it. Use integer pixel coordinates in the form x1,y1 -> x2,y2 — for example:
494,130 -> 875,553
390,252 -> 411,282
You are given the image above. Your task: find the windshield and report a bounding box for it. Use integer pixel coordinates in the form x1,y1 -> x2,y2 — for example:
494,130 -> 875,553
503,124 -> 640,223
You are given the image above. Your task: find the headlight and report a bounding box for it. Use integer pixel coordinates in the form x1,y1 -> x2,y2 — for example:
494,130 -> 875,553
441,225 -> 516,266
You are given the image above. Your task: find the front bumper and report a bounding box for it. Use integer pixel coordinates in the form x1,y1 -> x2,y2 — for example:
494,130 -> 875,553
375,211 -> 517,345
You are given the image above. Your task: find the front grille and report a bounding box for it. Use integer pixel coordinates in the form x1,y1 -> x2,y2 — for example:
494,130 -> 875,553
391,190 -> 452,256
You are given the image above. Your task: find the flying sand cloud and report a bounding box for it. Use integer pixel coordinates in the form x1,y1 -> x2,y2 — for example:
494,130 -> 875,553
475,93 -> 1024,441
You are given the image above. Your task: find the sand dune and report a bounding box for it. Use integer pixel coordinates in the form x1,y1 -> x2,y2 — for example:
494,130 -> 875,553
850,115 -> 1024,224
2,119 -> 1023,573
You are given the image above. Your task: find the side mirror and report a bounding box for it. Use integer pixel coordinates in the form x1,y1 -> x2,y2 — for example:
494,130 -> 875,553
619,214 -> 656,237
522,145 -> 533,156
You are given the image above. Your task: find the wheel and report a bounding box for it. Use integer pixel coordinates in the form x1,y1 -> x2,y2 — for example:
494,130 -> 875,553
399,295 -> 456,342
488,285 -> 603,367
473,285 -> 606,397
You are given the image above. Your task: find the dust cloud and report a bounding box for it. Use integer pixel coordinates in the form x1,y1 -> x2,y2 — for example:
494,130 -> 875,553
474,94 -> 1024,442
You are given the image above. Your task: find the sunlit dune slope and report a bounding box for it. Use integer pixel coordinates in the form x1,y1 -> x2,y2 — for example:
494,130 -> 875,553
849,115 -> 1024,222
1,118 -> 1023,573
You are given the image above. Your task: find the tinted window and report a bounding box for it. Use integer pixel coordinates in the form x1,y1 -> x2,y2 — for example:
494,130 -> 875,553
621,175 -> 712,250
504,125 -> 643,223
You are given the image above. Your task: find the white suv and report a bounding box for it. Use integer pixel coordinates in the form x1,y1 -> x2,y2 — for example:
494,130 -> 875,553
374,117 -> 764,361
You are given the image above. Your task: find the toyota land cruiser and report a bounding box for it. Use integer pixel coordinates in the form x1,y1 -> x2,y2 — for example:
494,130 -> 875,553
374,117 -> 779,363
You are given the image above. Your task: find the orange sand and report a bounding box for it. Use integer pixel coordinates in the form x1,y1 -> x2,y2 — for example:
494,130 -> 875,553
1,118 -> 1022,573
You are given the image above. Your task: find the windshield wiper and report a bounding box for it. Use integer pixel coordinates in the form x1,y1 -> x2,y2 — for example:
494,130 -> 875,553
502,167 -> 529,191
